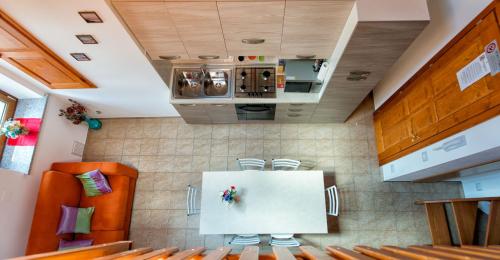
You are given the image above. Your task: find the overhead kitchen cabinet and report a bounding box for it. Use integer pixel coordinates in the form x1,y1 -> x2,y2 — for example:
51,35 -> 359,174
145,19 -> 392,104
374,8 -> 500,165
165,2 -> 227,59
281,1 -> 355,59
217,1 -> 285,56
113,1 -> 188,60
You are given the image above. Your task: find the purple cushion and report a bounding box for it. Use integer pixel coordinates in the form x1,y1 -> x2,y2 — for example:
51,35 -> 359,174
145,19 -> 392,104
58,239 -> 93,251
76,169 -> 112,197
56,205 -> 94,235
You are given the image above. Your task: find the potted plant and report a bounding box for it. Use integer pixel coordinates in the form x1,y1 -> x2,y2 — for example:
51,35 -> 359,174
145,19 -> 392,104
59,99 -> 102,130
220,186 -> 240,207
0,119 -> 29,139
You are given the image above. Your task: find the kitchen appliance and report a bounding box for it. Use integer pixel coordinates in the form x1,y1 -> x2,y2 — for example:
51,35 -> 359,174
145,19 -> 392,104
284,59 -> 324,93
172,67 -> 232,98
234,67 -> 276,98
235,104 -> 276,120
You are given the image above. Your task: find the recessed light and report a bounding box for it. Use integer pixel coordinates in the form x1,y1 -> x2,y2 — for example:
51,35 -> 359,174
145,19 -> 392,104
198,55 -> 220,60
79,11 -> 103,23
70,53 -> 91,61
242,38 -> 265,44
76,34 -> 98,44
159,55 -> 181,60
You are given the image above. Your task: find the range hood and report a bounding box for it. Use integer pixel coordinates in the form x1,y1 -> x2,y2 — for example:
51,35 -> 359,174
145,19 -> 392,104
382,116 -> 500,181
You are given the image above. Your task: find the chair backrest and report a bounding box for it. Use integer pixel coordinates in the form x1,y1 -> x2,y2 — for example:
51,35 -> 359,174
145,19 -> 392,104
272,159 -> 301,171
187,185 -> 199,216
326,185 -> 339,216
237,158 -> 265,171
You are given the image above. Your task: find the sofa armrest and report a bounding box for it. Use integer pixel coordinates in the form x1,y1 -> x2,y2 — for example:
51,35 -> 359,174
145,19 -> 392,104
50,162 -> 138,179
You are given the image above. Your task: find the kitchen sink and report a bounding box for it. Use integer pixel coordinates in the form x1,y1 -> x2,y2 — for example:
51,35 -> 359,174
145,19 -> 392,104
173,68 -> 232,99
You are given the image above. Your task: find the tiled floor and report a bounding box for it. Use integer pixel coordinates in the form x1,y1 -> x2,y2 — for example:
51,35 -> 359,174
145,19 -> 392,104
83,97 -> 463,251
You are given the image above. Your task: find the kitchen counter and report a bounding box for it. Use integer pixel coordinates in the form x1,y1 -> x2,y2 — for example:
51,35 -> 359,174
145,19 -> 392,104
170,89 -> 321,104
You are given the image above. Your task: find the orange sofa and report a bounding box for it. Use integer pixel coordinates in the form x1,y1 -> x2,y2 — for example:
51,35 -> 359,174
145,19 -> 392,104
25,162 -> 138,255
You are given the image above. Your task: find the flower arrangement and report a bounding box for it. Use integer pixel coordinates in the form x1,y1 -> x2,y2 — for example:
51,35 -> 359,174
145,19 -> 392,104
0,119 -> 29,139
220,186 -> 239,206
58,99 -> 87,125
59,99 -> 102,130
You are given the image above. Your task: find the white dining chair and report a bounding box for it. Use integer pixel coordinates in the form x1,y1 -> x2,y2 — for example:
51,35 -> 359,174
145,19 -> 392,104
271,159 -> 301,171
326,185 -> 339,216
237,158 -> 265,171
229,234 -> 261,245
269,234 -> 300,247
187,185 -> 200,216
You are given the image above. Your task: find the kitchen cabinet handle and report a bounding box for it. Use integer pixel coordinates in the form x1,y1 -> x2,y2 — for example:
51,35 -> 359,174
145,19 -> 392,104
289,103 -> 304,107
287,113 -> 301,118
180,104 -> 197,107
288,108 -> 303,112
212,104 -> 226,107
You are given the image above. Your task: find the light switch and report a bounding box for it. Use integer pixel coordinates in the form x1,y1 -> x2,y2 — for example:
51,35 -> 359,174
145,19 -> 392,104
421,151 -> 428,162
72,141 -> 85,157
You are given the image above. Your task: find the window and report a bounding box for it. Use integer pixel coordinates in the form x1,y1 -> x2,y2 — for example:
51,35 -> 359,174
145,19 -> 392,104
0,91 -> 17,158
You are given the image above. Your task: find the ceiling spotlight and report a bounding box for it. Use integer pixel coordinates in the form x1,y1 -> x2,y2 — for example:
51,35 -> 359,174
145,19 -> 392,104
242,38 -> 265,44
76,34 -> 98,44
79,11 -> 103,23
70,53 -> 91,61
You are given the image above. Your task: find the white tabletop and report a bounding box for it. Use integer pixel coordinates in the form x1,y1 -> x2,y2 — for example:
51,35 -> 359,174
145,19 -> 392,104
199,171 -> 327,235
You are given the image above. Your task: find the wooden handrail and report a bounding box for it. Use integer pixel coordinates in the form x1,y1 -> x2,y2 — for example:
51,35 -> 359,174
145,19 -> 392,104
415,196 -> 500,204
9,241 -> 131,260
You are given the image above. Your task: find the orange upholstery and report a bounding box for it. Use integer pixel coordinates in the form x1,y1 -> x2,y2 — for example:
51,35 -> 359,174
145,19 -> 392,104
75,230 -> 126,245
26,162 -> 138,255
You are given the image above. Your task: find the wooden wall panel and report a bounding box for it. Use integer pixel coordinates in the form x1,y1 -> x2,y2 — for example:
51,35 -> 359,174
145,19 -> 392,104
0,9 -> 95,89
374,4 -> 500,165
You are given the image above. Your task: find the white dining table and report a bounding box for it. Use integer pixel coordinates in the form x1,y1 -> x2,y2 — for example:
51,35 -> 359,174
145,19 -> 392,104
199,170 -> 327,235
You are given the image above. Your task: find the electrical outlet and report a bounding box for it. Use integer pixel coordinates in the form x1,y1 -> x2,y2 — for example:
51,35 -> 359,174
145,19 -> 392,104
475,182 -> 483,191
72,141 -> 85,157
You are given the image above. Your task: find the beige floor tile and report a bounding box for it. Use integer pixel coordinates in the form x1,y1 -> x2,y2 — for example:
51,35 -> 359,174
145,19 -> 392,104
85,101 -> 464,250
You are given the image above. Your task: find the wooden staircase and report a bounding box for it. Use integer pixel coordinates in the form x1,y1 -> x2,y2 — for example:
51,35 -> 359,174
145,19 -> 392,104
417,197 -> 500,247
9,241 -> 500,260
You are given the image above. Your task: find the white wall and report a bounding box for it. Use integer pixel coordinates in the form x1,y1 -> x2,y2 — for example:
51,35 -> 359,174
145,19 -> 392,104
459,161 -> 500,198
373,0 -> 494,109
0,95 -> 88,258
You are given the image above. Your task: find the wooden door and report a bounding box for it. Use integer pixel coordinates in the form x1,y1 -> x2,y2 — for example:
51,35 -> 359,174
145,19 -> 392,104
430,11 -> 500,132
281,1 -> 354,59
217,1 -> 285,56
165,2 -> 227,59
113,1 -> 188,60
